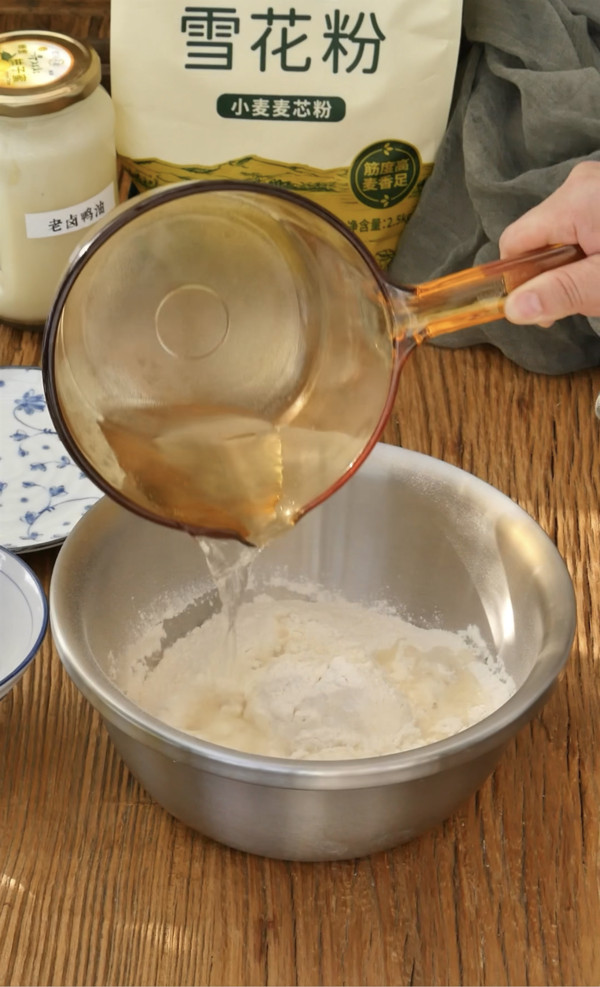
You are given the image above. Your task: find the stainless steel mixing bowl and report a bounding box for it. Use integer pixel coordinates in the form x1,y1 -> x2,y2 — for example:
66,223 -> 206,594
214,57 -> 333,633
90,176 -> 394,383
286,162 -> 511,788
49,444 -> 576,861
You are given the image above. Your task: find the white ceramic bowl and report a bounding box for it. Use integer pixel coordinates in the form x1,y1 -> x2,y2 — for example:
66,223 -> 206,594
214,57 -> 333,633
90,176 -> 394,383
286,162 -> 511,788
0,547 -> 48,700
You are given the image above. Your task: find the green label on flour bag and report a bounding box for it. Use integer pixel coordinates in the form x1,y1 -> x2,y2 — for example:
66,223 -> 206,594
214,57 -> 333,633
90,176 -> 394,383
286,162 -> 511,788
216,93 -> 347,122
110,1 -> 462,268
350,141 -> 421,209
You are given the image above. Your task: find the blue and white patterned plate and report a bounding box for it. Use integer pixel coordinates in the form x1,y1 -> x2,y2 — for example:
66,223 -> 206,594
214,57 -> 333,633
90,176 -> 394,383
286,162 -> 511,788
0,366 -> 103,554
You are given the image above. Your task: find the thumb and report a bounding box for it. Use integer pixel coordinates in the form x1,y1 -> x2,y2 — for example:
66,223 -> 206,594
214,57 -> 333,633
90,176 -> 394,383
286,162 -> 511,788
504,255 -> 600,324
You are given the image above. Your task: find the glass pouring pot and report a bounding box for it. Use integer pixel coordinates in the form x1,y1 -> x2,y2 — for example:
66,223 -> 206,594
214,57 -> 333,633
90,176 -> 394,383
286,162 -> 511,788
42,180 -> 581,546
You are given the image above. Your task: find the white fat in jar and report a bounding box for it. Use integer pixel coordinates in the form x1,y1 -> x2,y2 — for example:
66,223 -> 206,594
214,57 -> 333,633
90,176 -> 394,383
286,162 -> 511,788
0,31 -> 118,327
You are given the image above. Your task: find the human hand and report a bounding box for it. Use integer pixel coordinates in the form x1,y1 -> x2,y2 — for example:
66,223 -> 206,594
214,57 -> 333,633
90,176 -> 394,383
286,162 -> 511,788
500,161 -> 600,326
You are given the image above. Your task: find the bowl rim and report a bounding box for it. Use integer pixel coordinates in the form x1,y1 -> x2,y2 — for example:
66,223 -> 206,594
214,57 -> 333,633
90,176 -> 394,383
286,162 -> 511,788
50,445 -> 577,789
0,546 -> 48,689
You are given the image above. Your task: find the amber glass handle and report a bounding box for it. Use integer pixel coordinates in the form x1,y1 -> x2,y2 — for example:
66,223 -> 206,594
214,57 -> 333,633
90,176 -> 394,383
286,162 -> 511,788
397,244 -> 584,341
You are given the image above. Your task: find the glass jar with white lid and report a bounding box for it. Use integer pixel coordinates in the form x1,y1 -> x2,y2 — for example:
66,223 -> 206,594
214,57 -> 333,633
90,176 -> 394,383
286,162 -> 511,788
0,30 -> 118,328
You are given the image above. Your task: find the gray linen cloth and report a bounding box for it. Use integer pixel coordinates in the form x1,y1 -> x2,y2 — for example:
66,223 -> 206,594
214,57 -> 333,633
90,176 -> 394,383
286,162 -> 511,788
389,0 -> 600,373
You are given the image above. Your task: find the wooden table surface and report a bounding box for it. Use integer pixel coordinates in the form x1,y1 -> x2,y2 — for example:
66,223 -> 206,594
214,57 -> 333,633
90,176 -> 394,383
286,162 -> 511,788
3,321 -> 600,987
2,4 -> 600,986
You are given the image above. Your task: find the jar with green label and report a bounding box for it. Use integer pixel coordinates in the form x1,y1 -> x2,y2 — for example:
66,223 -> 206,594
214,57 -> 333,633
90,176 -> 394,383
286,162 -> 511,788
0,30 -> 118,328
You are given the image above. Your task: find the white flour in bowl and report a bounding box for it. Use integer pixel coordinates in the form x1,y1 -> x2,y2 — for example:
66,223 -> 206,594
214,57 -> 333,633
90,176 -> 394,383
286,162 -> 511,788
118,588 -> 516,760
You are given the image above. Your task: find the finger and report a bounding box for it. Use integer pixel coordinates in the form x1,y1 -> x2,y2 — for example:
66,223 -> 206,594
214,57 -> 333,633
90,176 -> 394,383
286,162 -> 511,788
499,194 -> 577,259
503,254 -> 600,324
500,161 -> 600,259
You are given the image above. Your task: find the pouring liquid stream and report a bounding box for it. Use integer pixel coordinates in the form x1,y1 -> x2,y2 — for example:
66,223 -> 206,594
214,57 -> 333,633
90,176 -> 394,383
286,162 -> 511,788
197,536 -> 260,669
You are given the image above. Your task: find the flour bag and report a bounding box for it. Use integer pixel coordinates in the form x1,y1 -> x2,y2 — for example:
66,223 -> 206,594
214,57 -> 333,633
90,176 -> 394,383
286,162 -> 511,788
110,1 -> 462,268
